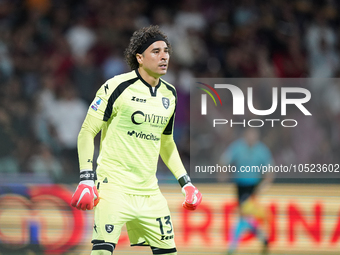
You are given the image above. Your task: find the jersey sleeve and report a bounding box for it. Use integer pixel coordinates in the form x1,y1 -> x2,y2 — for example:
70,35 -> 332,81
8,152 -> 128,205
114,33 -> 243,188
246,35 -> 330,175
162,110 -> 175,135
161,80 -> 177,135
88,80 -> 120,121
78,114 -> 104,170
159,84 -> 186,178
160,133 -> 187,179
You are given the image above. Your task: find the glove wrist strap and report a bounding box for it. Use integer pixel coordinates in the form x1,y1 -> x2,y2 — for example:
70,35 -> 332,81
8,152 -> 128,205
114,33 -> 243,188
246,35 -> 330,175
178,174 -> 191,188
80,170 -> 96,182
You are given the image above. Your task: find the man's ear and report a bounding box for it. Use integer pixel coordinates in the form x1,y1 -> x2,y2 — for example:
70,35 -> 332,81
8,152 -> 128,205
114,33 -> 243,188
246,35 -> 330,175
136,53 -> 143,65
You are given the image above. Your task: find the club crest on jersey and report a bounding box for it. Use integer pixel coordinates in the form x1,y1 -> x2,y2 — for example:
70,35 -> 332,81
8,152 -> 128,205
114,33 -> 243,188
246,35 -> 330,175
162,97 -> 170,109
105,224 -> 114,233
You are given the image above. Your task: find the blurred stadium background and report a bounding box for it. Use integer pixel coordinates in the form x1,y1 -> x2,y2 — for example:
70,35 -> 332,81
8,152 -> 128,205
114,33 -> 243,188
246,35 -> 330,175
0,0 -> 340,254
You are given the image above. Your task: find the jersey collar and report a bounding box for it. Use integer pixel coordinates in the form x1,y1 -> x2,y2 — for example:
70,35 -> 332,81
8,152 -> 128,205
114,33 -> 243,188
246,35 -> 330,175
135,69 -> 161,97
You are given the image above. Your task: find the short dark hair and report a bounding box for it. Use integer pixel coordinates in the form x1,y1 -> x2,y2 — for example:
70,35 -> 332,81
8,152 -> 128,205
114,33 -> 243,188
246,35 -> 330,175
124,25 -> 172,70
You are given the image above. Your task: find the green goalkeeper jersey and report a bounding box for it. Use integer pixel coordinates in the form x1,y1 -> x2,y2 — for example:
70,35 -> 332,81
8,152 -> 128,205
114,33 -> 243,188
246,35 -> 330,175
79,69 -> 186,195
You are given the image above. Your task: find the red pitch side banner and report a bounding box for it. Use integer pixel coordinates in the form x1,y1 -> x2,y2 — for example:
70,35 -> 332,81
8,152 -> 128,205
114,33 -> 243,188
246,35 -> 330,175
0,184 -> 339,254
168,184 -> 340,254
0,185 -> 85,254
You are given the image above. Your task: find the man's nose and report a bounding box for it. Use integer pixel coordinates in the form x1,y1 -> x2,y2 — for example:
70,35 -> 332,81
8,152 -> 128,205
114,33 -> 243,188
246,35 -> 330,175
161,51 -> 168,60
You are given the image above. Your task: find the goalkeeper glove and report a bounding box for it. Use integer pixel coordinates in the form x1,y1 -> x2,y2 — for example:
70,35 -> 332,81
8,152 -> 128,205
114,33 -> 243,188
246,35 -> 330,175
71,170 -> 99,210
178,174 -> 202,210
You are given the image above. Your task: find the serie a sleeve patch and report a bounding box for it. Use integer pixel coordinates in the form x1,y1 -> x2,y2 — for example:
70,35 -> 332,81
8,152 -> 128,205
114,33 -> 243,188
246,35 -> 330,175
90,97 -> 103,112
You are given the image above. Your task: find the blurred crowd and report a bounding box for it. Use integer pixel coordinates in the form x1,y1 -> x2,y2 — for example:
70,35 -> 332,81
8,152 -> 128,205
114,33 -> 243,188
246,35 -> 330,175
0,0 -> 340,183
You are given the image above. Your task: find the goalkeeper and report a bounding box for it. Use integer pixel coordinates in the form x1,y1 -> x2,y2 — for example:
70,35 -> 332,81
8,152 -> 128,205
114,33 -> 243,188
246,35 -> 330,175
70,25 -> 202,255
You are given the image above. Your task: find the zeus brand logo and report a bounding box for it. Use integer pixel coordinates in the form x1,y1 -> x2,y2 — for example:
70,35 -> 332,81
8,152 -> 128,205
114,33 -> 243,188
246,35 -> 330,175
201,84 -> 312,116
131,96 -> 146,103
131,111 -> 169,125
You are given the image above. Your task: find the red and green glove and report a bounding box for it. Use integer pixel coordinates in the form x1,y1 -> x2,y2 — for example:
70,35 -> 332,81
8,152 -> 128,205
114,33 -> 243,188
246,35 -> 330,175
71,170 -> 99,210
178,174 -> 202,210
